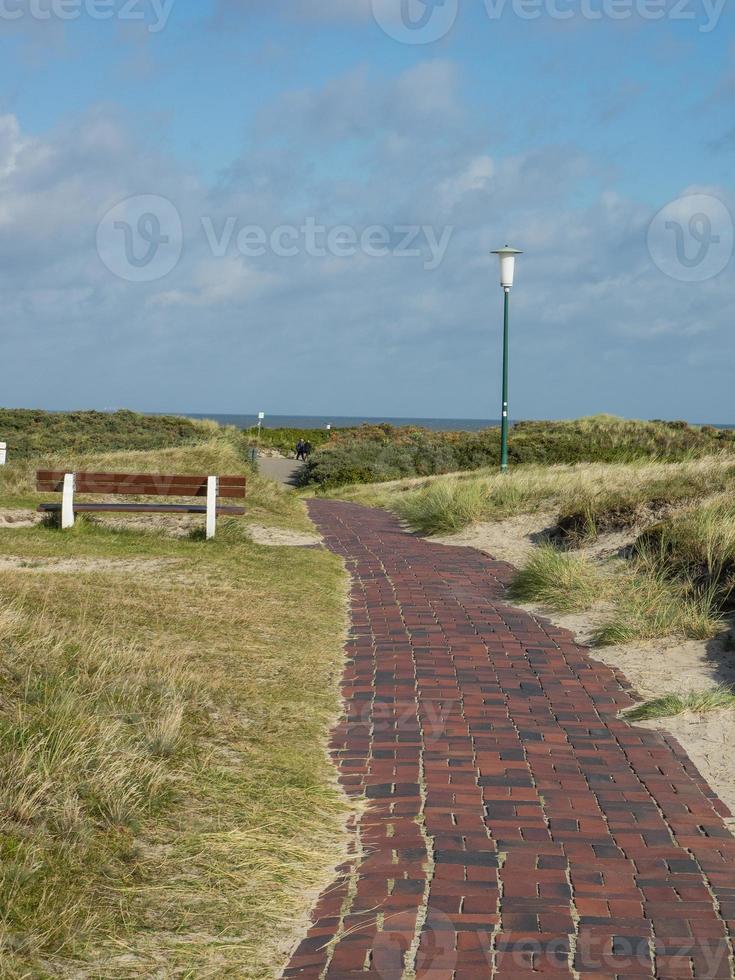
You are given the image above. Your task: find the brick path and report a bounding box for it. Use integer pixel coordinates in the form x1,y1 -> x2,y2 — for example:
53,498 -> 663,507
283,501 -> 735,979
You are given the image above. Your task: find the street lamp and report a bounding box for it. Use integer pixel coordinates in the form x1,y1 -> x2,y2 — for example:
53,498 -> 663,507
490,246 -> 523,472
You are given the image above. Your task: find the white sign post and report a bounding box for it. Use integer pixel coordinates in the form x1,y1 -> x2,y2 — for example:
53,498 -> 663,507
257,412 -> 265,447
0,442 -> 6,465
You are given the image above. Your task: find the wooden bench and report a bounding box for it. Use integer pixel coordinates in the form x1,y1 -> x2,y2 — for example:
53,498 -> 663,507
36,471 -> 246,540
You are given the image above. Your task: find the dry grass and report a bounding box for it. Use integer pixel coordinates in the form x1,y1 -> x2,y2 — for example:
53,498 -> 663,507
0,451 -> 349,976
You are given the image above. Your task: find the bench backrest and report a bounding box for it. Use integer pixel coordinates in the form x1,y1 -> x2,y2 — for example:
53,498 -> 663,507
36,471 -> 246,498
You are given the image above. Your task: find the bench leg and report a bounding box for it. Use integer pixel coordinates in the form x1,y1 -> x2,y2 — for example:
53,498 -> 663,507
61,473 -> 75,529
206,476 -> 218,540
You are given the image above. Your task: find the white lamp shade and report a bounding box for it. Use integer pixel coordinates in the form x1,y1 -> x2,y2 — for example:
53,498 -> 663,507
491,246 -> 523,288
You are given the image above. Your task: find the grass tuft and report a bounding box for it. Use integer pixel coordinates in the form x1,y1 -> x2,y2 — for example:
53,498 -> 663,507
594,558 -> 723,645
509,544 -> 609,612
625,684 -> 735,721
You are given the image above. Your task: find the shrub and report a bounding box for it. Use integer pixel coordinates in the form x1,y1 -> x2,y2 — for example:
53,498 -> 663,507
302,416 -> 735,489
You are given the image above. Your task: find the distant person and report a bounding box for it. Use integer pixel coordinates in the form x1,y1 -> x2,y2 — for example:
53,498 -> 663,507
303,441 -> 313,459
295,439 -> 306,461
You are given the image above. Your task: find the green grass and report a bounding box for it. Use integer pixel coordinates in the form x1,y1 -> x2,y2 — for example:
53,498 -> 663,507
593,556 -> 723,645
393,479 -> 491,534
625,685 -> 735,721
0,447 -> 349,976
636,495 -> 735,599
508,543 -> 610,612
0,408 -> 221,458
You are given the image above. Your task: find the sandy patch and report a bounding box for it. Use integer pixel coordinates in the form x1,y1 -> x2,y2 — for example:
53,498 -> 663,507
247,524 -> 322,548
432,514 -> 735,824
433,511 -> 557,566
0,509 -> 42,528
639,711 -> 735,831
0,556 -> 180,574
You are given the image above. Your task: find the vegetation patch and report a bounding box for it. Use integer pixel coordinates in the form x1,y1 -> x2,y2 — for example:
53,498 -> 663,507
303,416 -> 735,489
0,408 -> 217,458
625,685 -> 735,721
0,442 -> 349,977
509,543 -> 610,612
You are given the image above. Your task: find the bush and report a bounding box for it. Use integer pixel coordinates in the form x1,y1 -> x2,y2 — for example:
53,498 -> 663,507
302,416 -> 735,489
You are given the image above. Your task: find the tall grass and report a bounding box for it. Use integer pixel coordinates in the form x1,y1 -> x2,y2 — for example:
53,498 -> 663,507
594,555 -> 723,645
509,544 -> 610,612
388,456 -> 735,537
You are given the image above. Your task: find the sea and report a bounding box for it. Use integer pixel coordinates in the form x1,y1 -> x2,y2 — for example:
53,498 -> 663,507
185,413 -> 734,432
189,414 -> 502,432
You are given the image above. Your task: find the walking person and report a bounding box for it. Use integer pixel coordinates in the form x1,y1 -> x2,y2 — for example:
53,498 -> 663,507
303,441 -> 313,460
295,439 -> 306,461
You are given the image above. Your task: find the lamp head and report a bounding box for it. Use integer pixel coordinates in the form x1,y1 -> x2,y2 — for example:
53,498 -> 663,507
491,246 -> 523,289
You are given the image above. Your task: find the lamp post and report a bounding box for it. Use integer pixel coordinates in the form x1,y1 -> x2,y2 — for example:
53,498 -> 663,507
490,246 -> 522,472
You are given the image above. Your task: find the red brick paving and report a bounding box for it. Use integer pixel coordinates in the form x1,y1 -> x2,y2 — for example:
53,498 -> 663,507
283,501 -> 735,979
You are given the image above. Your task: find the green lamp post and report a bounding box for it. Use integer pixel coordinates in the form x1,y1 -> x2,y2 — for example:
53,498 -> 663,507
491,246 -> 523,472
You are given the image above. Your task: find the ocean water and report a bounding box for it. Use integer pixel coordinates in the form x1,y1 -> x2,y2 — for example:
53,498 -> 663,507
186,413 -> 735,432
188,413 -> 502,432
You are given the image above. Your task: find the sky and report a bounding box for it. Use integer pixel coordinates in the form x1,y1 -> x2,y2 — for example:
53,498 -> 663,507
0,0 -> 733,421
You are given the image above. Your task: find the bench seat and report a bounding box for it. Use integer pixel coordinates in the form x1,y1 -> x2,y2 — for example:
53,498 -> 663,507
36,470 -> 247,538
37,503 -> 246,516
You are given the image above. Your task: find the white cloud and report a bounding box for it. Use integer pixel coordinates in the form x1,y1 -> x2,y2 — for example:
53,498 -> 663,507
1,63 -> 734,419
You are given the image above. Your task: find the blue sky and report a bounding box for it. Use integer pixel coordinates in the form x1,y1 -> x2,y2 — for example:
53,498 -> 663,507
0,0 -> 733,420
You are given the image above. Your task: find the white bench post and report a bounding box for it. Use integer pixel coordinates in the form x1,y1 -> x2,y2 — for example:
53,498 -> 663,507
61,473 -> 75,529
206,476 -> 218,540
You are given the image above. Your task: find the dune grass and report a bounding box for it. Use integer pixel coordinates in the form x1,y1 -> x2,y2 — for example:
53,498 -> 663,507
0,448 -> 349,976
593,568 -> 723,645
625,685 -> 735,721
359,455 -> 735,538
508,543 -> 611,613
508,541 -> 724,646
